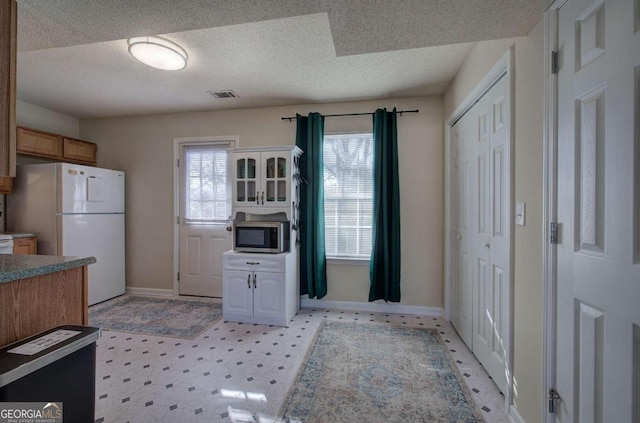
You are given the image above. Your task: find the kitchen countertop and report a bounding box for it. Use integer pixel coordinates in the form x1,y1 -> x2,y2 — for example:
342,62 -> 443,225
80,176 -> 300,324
0,233 -> 37,239
0,255 -> 96,283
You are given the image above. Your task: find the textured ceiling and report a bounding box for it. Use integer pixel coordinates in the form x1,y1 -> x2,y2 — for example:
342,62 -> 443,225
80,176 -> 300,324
15,0 -> 552,118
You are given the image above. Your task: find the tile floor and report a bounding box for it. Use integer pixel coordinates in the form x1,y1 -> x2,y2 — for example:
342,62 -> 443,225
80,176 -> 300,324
93,300 -> 509,423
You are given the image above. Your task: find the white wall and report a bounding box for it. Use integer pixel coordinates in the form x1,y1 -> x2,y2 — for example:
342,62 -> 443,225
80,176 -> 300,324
444,21 -> 545,423
16,100 -> 79,138
81,96 -> 444,308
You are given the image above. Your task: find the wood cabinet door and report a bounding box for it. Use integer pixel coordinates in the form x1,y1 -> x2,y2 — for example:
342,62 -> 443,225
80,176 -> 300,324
17,127 -> 62,159
0,0 -> 16,178
0,176 -> 12,194
63,137 -> 97,165
13,237 -> 37,255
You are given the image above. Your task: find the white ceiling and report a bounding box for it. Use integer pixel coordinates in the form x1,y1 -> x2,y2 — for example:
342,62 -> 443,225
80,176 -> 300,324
16,0 -> 552,119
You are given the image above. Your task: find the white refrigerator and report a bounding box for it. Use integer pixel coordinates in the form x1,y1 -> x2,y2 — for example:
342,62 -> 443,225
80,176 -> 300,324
7,163 -> 126,305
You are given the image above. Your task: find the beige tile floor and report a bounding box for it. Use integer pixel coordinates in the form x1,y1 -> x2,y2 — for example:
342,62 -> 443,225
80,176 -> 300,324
93,303 -> 509,422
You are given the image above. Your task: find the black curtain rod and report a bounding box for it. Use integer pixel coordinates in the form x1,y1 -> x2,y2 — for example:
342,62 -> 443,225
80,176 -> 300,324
280,109 -> 419,122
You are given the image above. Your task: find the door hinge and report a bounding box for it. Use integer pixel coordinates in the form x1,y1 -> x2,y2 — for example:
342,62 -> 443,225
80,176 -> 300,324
177,216 -> 180,225
548,388 -> 560,413
551,50 -> 559,74
176,158 -> 180,167
550,222 -> 558,244
177,272 -> 180,281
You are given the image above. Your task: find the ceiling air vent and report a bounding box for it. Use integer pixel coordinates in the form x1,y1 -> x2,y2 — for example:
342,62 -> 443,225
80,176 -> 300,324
208,90 -> 238,99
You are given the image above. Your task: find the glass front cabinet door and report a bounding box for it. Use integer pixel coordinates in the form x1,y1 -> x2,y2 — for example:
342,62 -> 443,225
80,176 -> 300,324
232,151 -> 290,208
263,154 -> 289,205
232,152 -> 261,207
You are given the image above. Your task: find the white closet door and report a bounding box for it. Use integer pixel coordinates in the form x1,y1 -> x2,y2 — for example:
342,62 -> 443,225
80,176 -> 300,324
451,73 -> 509,396
452,117 -> 474,347
479,74 -> 509,395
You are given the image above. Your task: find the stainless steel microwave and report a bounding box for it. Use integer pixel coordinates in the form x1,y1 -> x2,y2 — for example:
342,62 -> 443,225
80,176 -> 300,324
233,221 -> 290,253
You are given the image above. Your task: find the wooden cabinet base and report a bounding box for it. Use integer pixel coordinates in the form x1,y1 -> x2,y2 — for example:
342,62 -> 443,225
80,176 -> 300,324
0,266 -> 88,347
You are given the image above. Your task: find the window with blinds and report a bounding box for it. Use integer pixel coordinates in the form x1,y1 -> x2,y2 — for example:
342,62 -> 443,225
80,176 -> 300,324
183,144 -> 230,223
323,133 -> 373,258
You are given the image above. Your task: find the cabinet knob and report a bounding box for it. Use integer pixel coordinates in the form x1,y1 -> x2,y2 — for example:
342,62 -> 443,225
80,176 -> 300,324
484,242 -> 490,249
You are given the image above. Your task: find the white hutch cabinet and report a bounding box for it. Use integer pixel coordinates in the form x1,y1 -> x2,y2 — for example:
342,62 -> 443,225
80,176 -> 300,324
222,251 -> 297,326
231,146 -> 301,215
223,145 -> 302,326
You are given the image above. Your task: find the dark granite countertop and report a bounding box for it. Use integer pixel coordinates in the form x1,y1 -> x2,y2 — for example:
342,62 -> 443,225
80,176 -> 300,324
3,233 -> 37,239
0,255 -> 96,283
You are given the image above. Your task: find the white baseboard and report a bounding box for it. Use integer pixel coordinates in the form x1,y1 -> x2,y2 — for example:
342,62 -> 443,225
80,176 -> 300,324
300,295 -> 443,316
125,287 -> 174,298
509,405 -> 526,423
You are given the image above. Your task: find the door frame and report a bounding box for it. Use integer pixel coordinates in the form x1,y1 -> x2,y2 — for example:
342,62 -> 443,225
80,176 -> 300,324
172,135 -> 239,296
542,1 -> 566,422
443,48 -> 515,410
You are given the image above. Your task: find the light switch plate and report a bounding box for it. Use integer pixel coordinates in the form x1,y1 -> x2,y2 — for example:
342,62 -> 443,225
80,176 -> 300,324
516,202 -> 526,226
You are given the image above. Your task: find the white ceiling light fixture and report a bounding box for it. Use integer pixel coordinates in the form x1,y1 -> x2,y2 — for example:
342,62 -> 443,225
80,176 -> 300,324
127,36 -> 188,71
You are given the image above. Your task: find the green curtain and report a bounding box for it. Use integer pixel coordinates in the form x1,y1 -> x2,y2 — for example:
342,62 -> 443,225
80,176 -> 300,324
369,108 -> 401,302
296,113 -> 327,299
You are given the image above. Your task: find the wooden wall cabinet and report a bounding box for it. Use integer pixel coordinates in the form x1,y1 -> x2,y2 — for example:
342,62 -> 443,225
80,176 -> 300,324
0,0 -> 17,177
17,126 -> 98,166
16,127 -> 63,159
63,137 -> 97,166
13,237 -> 37,255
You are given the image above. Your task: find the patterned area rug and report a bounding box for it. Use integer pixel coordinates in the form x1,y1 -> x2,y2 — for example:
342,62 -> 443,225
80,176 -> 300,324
89,296 -> 222,339
279,321 -> 484,423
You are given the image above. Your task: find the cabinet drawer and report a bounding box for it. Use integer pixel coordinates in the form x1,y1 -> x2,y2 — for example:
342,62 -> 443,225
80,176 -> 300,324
17,127 -> 63,159
63,137 -> 97,165
13,237 -> 37,255
223,252 -> 286,273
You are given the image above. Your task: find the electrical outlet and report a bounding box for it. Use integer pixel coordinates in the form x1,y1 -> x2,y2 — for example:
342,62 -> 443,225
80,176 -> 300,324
516,202 -> 526,226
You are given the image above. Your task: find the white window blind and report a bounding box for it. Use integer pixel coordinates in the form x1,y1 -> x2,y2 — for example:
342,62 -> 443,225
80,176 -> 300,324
183,144 -> 230,223
323,133 -> 373,258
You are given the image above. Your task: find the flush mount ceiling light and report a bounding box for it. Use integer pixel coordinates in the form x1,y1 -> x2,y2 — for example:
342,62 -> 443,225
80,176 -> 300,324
127,36 -> 188,71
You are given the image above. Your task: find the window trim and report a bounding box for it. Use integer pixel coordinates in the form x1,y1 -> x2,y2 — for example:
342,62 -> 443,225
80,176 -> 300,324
182,143 -> 231,223
322,131 -> 374,259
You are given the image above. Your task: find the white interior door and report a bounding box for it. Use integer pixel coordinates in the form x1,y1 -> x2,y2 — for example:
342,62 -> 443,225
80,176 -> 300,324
556,0 -> 640,421
451,72 -> 510,396
178,142 -> 232,297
